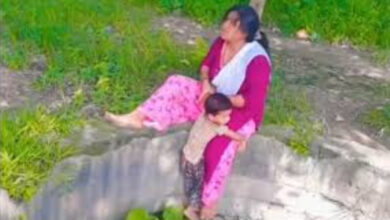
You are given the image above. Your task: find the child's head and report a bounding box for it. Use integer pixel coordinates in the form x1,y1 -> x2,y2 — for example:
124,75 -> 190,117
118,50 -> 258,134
205,93 -> 232,125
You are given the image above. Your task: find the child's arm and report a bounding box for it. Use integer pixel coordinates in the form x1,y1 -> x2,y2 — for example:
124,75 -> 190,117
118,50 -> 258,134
224,128 -> 248,153
224,129 -> 245,142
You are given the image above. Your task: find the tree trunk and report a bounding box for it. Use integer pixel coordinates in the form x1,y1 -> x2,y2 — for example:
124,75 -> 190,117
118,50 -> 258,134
250,0 -> 267,20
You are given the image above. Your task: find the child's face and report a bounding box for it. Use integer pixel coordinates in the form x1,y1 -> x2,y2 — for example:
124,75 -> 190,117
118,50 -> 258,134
209,109 -> 232,125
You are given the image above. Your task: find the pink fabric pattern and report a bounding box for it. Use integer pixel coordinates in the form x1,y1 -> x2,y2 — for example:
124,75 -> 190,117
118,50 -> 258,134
139,74 -> 203,131
201,120 -> 256,207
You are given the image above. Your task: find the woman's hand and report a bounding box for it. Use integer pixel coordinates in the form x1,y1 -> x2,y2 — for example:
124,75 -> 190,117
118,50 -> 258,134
197,79 -> 215,106
197,65 -> 215,107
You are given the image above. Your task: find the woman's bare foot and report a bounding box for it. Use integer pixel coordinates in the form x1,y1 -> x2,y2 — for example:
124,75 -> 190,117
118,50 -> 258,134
103,111 -> 116,122
184,206 -> 199,220
104,111 -> 144,129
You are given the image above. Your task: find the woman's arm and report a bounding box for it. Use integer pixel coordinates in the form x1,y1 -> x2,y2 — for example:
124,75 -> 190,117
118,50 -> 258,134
200,65 -> 210,81
200,65 -> 215,93
200,37 -> 222,80
198,66 -> 216,105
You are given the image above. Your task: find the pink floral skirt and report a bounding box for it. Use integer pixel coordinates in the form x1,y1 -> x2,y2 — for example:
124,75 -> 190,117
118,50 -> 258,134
139,74 -> 203,131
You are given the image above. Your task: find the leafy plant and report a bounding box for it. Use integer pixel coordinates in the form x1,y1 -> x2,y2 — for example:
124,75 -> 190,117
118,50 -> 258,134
162,207 -> 183,220
126,207 -> 183,220
126,209 -> 155,220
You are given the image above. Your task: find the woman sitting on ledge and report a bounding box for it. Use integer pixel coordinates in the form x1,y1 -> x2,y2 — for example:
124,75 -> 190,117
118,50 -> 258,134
105,5 -> 272,219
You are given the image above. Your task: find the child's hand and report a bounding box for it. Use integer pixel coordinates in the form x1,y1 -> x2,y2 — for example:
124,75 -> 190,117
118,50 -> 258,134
237,140 -> 247,153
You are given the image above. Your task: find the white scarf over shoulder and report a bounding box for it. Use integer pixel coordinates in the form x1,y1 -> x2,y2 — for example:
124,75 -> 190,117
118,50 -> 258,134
212,41 -> 271,96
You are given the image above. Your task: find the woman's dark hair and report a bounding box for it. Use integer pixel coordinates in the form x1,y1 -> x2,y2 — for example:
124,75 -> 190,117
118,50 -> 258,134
205,93 -> 232,115
223,5 -> 270,55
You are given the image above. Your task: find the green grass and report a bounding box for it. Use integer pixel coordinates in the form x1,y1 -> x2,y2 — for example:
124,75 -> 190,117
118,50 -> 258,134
263,0 -> 390,54
0,0 -> 208,202
157,0 -> 250,25
264,68 -> 322,155
156,0 -> 390,59
0,0 -> 208,113
0,0 -> 321,202
0,107 -> 82,201
126,207 -> 184,220
372,82 -> 390,100
363,103 -> 390,131
157,0 -> 390,55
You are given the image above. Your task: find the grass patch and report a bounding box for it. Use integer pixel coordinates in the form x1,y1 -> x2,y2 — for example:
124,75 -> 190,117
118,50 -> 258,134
0,0 -> 209,201
264,68 -> 322,155
374,49 -> 390,65
126,207 -> 184,220
156,0 -> 390,54
362,103 -> 390,131
156,0 -> 250,25
372,82 -> 390,100
0,107 -> 82,201
263,0 -> 390,52
0,0 -> 208,113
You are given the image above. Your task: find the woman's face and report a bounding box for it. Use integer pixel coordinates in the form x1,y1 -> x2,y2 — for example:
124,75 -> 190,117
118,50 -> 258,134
220,11 -> 246,42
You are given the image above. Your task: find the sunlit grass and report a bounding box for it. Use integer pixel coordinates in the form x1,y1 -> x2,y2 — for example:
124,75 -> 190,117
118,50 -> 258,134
0,107 -> 82,201
264,68 -> 321,155
0,0 -> 208,113
263,0 -> 390,53
363,103 -> 390,132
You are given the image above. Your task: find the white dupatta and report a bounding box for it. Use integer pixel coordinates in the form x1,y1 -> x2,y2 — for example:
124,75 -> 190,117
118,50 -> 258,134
212,41 -> 271,96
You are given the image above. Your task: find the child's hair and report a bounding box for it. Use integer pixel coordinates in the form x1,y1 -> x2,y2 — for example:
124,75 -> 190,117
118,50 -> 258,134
205,93 -> 232,115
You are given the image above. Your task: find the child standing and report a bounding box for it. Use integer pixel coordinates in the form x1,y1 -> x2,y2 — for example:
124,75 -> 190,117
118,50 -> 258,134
181,93 -> 246,220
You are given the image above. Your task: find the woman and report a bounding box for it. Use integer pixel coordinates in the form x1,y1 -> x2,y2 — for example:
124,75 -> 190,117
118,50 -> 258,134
105,5 -> 272,219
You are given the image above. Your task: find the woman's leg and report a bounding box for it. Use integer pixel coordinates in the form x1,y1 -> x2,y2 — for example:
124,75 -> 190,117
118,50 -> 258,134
104,74 -> 202,130
104,108 -> 145,129
138,74 -> 202,131
201,120 -> 256,219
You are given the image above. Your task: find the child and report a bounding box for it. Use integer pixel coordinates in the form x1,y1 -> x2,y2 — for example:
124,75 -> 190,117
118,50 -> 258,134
181,93 -> 246,220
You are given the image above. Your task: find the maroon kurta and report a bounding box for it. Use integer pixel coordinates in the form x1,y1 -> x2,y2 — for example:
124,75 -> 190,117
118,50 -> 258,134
202,37 -> 272,185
